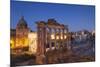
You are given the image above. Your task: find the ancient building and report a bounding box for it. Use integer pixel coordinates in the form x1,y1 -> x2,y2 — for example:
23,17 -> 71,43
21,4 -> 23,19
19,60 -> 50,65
15,16 -> 29,48
10,16 -> 37,53
10,29 -> 16,49
10,17 -> 71,63
28,31 -> 37,54
36,19 -> 71,64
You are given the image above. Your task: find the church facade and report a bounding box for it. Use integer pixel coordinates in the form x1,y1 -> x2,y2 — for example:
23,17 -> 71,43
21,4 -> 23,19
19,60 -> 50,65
15,16 -> 29,48
10,16 -> 38,54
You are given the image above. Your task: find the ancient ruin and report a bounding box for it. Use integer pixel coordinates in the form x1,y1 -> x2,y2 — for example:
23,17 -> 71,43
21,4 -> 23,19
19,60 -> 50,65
36,19 -> 71,64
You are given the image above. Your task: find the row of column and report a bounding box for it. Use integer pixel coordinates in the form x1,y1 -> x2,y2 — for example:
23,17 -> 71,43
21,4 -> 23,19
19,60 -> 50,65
36,25 -> 70,64
47,27 -> 69,50
37,26 -> 70,54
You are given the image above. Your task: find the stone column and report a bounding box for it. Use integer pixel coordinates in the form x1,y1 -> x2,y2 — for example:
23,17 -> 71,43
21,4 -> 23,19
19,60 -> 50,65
45,28 -> 48,51
58,28 -> 61,49
63,28 -> 67,48
37,27 -> 41,55
42,27 -> 46,54
62,28 -> 65,47
36,27 -> 43,64
49,28 -> 52,50
36,23 -> 46,64
54,28 -> 57,49
66,28 -> 71,50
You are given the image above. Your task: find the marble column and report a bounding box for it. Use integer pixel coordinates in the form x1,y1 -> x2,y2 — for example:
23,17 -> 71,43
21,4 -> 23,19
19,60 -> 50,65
62,28 -> 65,47
54,28 -> 57,49
36,25 -> 46,64
65,29 -> 69,48
58,28 -> 61,49
49,28 -> 52,50
37,27 -> 41,55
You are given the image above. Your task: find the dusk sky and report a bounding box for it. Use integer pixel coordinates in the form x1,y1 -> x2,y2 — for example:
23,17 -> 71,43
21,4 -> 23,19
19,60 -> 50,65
10,1 -> 95,32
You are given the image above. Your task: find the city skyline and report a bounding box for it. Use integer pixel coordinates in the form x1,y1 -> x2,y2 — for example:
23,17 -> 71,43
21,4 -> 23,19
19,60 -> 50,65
10,1 -> 95,32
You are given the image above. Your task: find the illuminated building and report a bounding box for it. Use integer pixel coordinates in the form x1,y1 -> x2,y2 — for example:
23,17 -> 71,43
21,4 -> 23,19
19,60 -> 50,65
10,17 -> 71,56
36,19 -> 70,64
16,16 -> 29,48
28,31 -> 37,54
10,29 -> 16,49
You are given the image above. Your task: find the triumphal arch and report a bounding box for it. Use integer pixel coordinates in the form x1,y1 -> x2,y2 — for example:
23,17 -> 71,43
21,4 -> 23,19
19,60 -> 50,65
36,19 -> 71,64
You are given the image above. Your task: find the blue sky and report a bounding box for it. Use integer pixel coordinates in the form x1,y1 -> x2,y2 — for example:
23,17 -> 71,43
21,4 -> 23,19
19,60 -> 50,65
10,1 -> 95,32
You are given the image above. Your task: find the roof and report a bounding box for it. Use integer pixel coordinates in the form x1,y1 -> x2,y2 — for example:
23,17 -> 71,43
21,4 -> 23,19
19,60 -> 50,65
17,16 -> 28,28
10,29 -> 16,37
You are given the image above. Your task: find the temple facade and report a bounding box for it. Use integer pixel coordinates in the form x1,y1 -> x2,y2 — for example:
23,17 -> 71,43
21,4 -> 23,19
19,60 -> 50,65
36,19 -> 71,64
